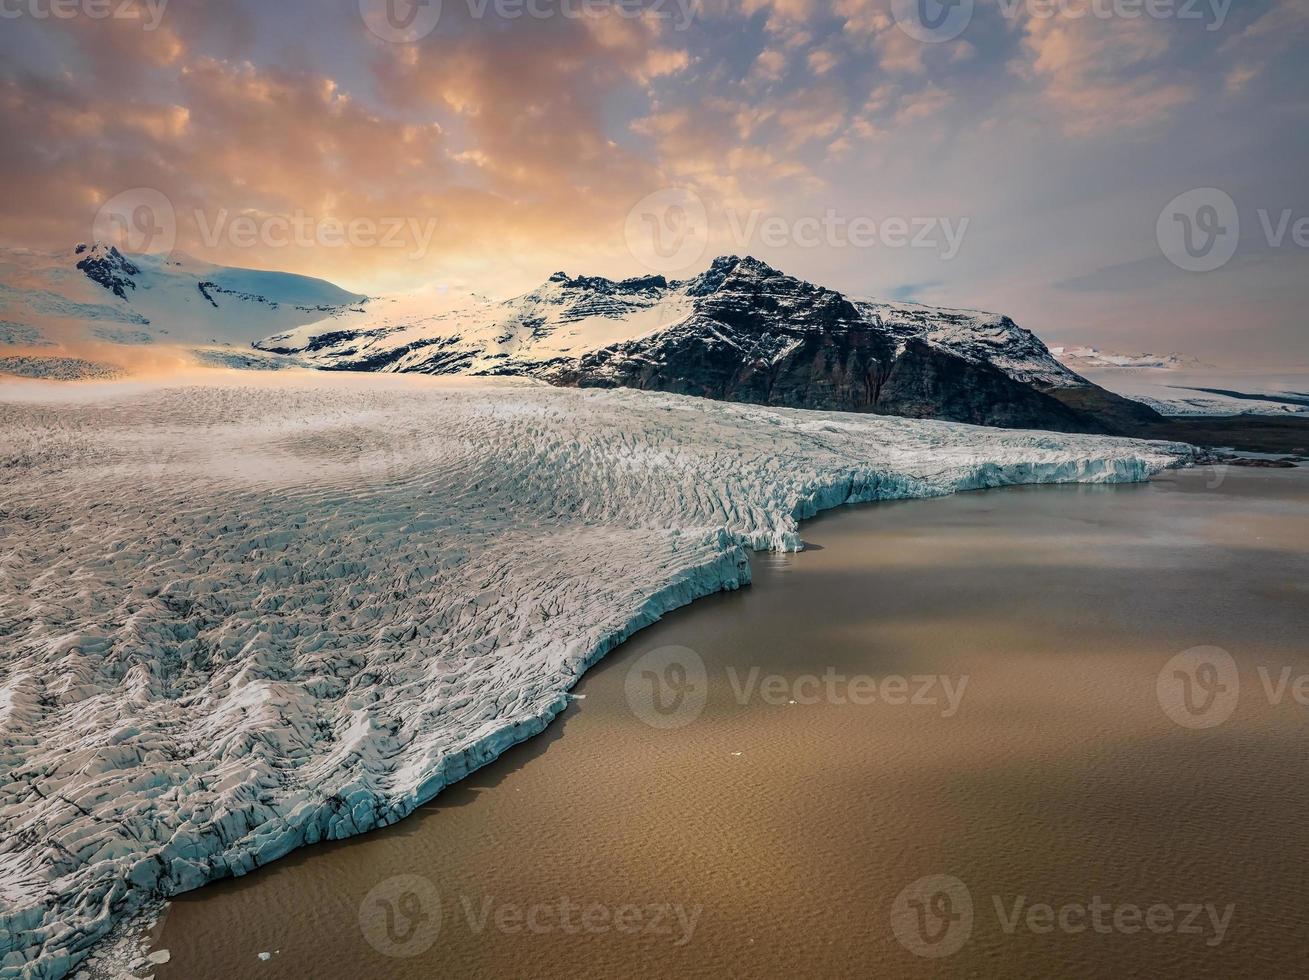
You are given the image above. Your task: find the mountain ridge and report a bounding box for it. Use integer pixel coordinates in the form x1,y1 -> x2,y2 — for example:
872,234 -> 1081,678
0,242 -> 365,349
7,245 -> 1309,451
257,254 -> 1142,434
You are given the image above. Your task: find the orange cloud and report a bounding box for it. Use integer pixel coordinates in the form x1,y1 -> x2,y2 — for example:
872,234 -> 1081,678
1013,13 -> 1192,135
1220,0 -> 1309,94
0,6 -> 702,290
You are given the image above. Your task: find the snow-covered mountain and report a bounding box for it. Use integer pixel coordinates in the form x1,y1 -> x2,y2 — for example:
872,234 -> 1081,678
1050,345 -> 1207,371
0,247 -> 1171,433
0,243 -> 364,351
258,255 -> 1129,433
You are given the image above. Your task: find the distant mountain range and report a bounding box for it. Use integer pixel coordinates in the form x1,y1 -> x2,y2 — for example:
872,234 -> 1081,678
256,254 -> 1166,434
0,242 -> 363,349
1050,346 -> 1209,371
0,245 -> 1169,435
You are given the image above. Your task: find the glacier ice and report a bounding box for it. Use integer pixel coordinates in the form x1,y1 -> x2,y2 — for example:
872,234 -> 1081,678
0,375 -> 1190,978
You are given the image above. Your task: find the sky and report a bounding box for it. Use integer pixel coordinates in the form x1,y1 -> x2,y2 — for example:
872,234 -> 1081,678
0,0 -> 1306,364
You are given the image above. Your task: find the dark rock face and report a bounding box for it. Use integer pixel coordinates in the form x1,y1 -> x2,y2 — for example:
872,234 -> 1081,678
75,244 -> 140,300
1042,382 -> 1171,436
197,281 -> 221,307
557,327 -> 1090,431
874,341 -> 1093,431
260,254 -> 1161,435
550,257 -> 1096,432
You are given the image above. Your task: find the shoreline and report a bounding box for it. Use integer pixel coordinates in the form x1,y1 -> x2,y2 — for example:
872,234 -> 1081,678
95,456 -> 1189,977
118,459 -> 1186,976
150,465 -> 1309,979
0,379 -> 1190,979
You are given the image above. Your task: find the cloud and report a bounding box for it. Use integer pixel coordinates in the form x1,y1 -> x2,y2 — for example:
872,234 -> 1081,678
892,84 -> 952,124
0,4 -> 701,286
806,46 -> 842,75
630,98 -> 815,207
1221,0 -> 1309,94
842,80 -> 948,138
830,0 -> 967,74
831,0 -> 891,38
367,9 -> 684,204
774,86 -> 847,145
1012,13 -> 1193,135
0,0 -> 1304,365
749,47 -> 789,83
873,21 -> 929,73
737,0 -> 820,31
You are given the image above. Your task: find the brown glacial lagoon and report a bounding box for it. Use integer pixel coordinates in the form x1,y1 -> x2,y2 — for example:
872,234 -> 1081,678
154,465 -> 1309,979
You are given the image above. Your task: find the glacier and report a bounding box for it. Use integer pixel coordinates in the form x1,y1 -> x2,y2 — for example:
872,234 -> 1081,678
0,374 -> 1190,978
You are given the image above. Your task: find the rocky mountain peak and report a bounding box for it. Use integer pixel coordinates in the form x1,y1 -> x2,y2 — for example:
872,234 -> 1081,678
543,271 -> 670,296
74,241 -> 141,300
253,253 -> 1129,434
